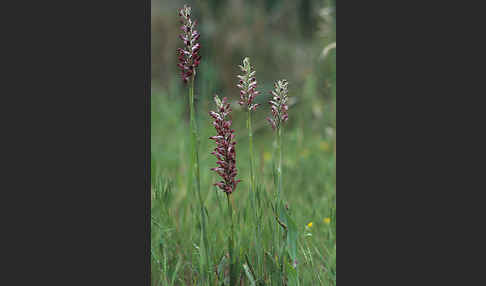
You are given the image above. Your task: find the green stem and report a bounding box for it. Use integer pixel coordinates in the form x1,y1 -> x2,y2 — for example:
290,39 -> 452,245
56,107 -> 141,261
247,109 -> 255,193
278,126 -> 283,197
189,75 -> 210,283
276,125 -> 283,210
274,125 -> 284,269
248,109 -> 262,279
189,76 -> 202,205
227,194 -> 235,286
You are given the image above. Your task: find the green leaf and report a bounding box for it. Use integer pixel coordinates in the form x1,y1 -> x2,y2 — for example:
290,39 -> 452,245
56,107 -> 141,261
285,259 -> 299,286
243,264 -> 256,286
170,256 -> 183,285
286,214 -> 298,267
279,203 -> 298,267
216,254 -> 227,280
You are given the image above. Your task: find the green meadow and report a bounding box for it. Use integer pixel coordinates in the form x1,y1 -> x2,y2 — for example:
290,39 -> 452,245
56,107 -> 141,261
151,0 -> 335,284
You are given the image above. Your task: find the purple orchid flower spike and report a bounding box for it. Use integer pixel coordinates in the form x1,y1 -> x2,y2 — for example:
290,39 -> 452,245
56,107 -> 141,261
237,57 -> 261,111
267,79 -> 289,130
209,95 -> 241,195
177,4 -> 201,84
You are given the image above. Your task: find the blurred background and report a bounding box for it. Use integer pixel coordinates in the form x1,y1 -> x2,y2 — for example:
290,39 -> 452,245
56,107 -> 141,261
152,0 -> 335,175
151,0 -> 335,284
152,0 -> 335,101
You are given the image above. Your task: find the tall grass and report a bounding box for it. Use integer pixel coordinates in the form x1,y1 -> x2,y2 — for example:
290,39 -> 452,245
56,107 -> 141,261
151,73 -> 336,284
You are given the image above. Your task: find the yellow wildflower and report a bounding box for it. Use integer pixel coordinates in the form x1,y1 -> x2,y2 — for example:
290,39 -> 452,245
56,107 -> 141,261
300,149 -> 310,158
263,152 -> 271,162
307,222 -> 313,228
323,217 -> 331,224
319,141 -> 330,152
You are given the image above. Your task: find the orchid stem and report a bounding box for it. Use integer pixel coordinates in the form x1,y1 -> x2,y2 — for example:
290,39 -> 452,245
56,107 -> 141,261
227,193 -> 235,286
189,74 -> 210,283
